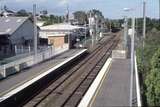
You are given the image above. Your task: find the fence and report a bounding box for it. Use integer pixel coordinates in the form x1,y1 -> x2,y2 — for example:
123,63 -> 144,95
0,44 -> 69,79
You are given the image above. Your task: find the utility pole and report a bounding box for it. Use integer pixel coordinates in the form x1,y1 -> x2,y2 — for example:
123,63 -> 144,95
130,17 -> 135,107
143,0 -> 146,47
33,4 -> 38,62
85,21 -> 87,45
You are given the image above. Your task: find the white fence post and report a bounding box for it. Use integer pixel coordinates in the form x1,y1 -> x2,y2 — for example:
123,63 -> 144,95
15,45 -> 17,55
3,65 -> 6,78
29,45 -> 31,53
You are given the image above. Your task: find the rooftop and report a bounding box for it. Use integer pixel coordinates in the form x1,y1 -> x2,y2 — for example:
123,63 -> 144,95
40,23 -> 84,31
0,17 -> 29,35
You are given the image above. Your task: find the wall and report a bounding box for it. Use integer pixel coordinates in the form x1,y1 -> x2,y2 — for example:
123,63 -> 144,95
48,36 -> 65,48
10,20 -> 34,45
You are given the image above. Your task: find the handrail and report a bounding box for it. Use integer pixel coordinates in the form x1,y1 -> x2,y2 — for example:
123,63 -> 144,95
134,53 -> 142,107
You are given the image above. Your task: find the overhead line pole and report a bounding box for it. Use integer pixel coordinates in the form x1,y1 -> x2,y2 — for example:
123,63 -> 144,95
143,0 -> 146,47
33,4 -> 38,62
159,0 -> 160,23
85,21 -> 87,45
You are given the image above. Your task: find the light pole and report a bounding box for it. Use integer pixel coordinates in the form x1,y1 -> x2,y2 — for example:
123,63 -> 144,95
130,17 -> 135,107
123,7 -> 136,107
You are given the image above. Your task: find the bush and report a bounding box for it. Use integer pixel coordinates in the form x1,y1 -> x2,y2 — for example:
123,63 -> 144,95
136,31 -> 160,106
145,49 -> 160,106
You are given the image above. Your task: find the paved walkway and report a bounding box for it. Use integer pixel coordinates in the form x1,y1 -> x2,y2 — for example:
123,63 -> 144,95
0,49 -> 86,97
92,59 -> 131,107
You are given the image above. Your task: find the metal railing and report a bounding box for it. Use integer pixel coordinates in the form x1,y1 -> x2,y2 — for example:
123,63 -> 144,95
134,53 -> 142,107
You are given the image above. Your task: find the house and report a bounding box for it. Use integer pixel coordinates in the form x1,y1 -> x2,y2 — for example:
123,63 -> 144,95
40,23 -> 85,48
0,17 -> 35,58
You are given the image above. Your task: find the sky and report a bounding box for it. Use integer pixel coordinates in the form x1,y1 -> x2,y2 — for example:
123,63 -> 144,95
0,0 -> 159,19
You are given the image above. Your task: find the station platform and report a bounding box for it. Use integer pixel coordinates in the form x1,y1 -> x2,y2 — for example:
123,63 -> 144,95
92,59 -> 131,107
0,49 -> 87,103
79,58 -> 131,107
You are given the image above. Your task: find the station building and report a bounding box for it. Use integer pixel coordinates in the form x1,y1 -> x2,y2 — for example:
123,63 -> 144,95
0,17 -> 35,58
40,23 -> 85,49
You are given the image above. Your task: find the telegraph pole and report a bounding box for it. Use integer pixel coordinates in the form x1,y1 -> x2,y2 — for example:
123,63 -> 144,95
143,0 -> 146,47
33,4 -> 38,62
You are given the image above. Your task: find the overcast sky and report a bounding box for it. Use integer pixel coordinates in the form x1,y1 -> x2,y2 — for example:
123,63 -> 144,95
1,0 -> 159,19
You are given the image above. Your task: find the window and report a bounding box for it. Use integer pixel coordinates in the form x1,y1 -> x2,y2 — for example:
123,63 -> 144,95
64,35 -> 69,43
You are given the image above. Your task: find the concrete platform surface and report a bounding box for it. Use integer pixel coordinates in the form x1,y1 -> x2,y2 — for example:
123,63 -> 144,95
92,59 -> 131,107
0,49 -> 86,97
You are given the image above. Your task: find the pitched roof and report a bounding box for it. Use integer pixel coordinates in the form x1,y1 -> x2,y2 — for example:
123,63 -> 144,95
0,17 -> 29,35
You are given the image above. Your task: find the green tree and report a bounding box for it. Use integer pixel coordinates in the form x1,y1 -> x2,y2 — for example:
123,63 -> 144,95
16,9 -> 29,16
145,49 -> 160,106
73,11 -> 87,25
40,15 -> 64,26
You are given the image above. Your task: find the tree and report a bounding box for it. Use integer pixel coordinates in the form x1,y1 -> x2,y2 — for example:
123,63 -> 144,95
73,11 -> 87,25
41,15 -> 64,26
16,9 -> 29,16
89,9 -> 104,18
145,48 -> 160,106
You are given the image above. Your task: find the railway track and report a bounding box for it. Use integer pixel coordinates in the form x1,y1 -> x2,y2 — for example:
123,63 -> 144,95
23,34 -> 120,107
